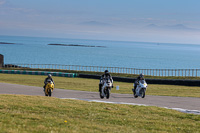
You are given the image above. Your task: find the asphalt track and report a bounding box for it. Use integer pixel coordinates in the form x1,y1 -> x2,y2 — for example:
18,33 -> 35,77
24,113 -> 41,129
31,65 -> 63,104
0,82 -> 200,115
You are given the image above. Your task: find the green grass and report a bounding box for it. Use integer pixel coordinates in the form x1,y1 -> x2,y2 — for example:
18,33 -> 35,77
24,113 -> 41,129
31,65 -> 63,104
0,73 -> 200,97
0,94 -> 200,133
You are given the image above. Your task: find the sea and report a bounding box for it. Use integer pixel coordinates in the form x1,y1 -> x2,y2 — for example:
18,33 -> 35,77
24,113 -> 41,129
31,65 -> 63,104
0,35 -> 200,69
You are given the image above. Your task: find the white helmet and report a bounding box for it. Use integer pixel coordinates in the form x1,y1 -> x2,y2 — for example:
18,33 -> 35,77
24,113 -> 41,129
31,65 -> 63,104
139,73 -> 144,78
48,74 -> 52,78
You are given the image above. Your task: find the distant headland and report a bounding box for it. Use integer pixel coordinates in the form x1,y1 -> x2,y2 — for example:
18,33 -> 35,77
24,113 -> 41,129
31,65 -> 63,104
0,42 -> 16,45
48,43 -> 106,48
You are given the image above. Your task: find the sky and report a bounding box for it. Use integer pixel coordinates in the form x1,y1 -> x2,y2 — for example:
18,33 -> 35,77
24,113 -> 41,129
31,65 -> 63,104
0,0 -> 200,44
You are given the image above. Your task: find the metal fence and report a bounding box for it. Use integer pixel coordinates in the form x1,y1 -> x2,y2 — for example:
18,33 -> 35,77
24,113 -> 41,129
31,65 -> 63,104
4,63 -> 200,78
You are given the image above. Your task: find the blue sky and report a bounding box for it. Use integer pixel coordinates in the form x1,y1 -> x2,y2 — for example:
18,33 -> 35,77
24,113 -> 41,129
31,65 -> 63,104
0,0 -> 200,44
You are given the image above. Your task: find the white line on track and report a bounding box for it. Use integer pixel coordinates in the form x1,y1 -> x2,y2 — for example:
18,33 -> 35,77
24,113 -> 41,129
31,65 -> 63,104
60,98 -> 200,115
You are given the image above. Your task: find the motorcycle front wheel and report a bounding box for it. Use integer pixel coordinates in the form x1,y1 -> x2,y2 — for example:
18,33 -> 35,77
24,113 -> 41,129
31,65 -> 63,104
48,89 -> 52,97
106,89 -> 110,99
141,89 -> 145,98
100,92 -> 104,99
45,88 -> 48,96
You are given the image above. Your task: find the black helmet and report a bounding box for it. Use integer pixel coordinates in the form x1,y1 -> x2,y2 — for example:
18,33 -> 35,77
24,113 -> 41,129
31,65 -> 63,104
139,73 -> 144,78
105,70 -> 109,74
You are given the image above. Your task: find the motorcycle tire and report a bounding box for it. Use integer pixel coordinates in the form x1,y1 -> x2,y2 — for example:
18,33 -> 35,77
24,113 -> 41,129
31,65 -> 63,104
45,89 -> 48,96
141,91 -> 145,98
48,89 -> 52,97
100,92 -> 104,99
106,89 -> 110,99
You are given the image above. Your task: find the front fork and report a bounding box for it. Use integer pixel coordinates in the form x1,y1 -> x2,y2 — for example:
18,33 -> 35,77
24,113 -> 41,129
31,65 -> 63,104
101,87 -> 105,96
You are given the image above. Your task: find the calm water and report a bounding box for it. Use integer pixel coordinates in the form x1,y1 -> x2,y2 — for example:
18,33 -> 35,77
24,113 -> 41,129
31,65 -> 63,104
0,35 -> 200,69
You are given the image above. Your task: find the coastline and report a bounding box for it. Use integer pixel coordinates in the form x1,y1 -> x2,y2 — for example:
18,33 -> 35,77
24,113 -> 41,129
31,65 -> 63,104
48,43 -> 106,48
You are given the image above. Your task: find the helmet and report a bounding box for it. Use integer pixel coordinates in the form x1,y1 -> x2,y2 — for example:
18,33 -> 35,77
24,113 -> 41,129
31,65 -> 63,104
105,70 -> 109,75
48,74 -> 52,78
139,73 -> 144,78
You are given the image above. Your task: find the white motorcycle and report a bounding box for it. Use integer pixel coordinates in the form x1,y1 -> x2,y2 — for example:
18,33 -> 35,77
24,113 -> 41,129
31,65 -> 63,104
132,80 -> 147,98
100,78 -> 113,99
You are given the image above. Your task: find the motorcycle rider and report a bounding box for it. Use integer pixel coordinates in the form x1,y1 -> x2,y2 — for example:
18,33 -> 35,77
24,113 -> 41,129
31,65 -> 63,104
133,73 -> 145,93
99,70 -> 113,92
43,74 -> 54,92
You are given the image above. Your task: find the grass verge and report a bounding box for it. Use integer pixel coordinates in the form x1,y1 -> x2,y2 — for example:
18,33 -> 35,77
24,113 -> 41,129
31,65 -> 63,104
0,94 -> 200,133
0,73 -> 200,97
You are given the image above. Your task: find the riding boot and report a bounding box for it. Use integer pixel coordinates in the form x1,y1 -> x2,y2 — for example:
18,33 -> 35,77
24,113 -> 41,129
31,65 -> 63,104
99,84 -> 102,92
43,85 -> 46,92
134,86 -> 136,93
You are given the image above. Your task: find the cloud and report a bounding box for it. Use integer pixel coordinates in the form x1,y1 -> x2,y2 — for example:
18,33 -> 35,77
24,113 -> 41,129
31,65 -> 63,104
0,0 -> 36,14
79,21 -> 112,27
144,24 -> 200,32
0,0 -> 6,5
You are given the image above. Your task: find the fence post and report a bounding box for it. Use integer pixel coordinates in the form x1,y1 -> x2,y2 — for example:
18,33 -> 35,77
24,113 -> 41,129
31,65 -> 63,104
192,69 -> 194,77
196,69 -> 198,77
189,69 -> 190,78
164,69 -> 166,77
178,69 -> 180,77
185,69 -> 187,77
182,69 -> 183,77
175,69 -> 176,77
156,69 -> 157,76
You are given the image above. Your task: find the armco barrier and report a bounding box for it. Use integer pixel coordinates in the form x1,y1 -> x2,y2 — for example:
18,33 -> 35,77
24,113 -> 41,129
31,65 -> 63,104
0,70 -> 77,78
78,74 -> 200,86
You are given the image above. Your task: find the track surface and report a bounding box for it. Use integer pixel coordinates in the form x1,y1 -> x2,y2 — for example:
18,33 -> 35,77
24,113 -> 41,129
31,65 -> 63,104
1,83 -> 200,114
